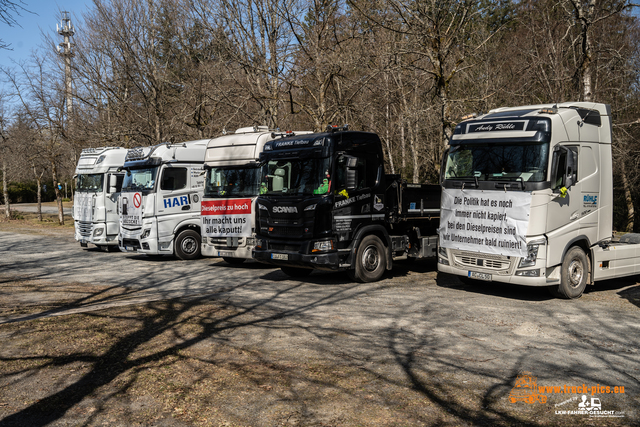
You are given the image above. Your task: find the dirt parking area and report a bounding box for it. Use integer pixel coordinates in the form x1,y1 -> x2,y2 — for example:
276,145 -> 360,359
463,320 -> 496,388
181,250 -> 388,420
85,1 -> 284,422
0,223 -> 639,426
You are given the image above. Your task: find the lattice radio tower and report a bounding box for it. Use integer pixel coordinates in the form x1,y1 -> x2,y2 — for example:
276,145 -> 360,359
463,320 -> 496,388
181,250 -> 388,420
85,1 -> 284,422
57,11 -> 75,122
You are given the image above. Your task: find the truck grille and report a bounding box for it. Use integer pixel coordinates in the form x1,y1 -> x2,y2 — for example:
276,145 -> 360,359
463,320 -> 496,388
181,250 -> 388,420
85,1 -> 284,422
121,239 -> 141,250
208,237 -> 246,246
451,250 -> 515,275
77,221 -> 92,238
269,243 -> 301,252
269,226 -> 302,237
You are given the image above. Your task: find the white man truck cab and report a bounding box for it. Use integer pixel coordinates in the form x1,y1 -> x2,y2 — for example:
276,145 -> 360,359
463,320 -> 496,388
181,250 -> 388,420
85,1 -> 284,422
201,127 -> 308,264
118,140 -> 207,260
438,102 -> 640,298
73,147 -> 127,250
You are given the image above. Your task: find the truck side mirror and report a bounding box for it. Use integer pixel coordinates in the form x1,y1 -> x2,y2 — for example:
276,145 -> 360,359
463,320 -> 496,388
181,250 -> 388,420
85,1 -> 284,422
109,174 -> 118,194
440,148 -> 449,185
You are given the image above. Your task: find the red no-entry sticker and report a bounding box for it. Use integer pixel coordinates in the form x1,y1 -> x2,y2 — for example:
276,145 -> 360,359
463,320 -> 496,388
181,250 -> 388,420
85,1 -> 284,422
133,192 -> 142,208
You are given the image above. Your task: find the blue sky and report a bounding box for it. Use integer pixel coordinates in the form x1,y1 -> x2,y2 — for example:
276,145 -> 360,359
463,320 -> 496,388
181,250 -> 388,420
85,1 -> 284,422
0,0 -> 91,71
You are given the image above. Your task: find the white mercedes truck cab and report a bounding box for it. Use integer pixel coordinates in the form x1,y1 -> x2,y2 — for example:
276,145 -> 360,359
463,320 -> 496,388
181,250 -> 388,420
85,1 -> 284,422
438,102 -> 640,298
73,147 -> 127,250
201,127 -> 309,264
118,140 -> 207,260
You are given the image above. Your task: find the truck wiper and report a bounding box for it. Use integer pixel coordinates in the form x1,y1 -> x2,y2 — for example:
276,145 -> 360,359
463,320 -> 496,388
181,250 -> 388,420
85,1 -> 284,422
452,177 -> 479,188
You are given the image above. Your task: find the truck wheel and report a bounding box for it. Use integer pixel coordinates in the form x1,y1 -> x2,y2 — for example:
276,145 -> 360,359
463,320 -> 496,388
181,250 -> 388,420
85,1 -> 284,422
551,246 -> 588,299
281,266 -> 312,278
223,257 -> 245,265
174,229 -> 201,260
351,235 -> 387,282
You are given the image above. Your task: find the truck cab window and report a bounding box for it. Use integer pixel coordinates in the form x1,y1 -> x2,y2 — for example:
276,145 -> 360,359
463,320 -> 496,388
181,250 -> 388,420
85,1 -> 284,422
553,150 -> 567,190
335,155 -> 368,192
161,168 -> 187,191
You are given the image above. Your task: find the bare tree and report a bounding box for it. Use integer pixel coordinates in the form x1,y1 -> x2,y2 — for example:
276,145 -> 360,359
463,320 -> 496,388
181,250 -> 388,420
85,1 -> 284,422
0,0 -> 30,50
0,93 -> 10,218
2,54 -> 73,225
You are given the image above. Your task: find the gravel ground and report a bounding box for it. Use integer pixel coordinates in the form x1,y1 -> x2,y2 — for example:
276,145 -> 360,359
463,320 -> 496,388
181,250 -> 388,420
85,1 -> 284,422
0,225 -> 639,426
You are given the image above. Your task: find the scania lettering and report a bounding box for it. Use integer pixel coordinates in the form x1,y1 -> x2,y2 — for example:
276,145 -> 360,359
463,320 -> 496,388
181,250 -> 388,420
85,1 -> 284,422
438,102 -> 640,298
73,147 -> 127,250
273,206 -> 298,214
118,140 -> 207,260
253,126 -> 440,281
201,127 -> 310,264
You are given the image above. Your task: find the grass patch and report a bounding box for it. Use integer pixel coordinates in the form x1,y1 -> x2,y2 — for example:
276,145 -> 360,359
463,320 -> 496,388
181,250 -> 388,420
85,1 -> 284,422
0,210 -> 74,232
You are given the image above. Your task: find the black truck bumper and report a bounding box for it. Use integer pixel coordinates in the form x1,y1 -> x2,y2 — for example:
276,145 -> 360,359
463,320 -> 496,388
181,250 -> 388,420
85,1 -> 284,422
253,248 -> 341,270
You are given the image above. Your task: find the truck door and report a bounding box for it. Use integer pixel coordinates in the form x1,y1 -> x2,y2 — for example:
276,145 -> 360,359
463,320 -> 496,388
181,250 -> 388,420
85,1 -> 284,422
332,152 -> 381,244
157,165 -> 191,240
546,144 -> 585,262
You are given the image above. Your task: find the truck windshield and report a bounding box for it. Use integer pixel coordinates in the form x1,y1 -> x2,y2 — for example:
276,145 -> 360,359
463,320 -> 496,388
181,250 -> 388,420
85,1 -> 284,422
76,174 -> 104,192
444,142 -> 549,182
259,158 -> 331,196
122,167 -> 158,191
205,167 -> 261,198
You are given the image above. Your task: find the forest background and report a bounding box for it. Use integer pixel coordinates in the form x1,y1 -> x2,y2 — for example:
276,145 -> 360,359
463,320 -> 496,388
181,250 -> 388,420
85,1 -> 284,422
0,0 -> 639,230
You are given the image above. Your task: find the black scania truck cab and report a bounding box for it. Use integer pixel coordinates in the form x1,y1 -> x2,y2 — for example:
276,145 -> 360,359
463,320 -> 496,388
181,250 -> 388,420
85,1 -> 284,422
252,127 -> 440,282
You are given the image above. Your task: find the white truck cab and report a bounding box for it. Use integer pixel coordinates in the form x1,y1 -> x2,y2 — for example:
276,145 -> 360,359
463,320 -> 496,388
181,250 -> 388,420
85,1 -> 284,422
118,140 -> 207,259
73,147 -> 127,250
438,102 -> 640,298
201,127 -> 308,263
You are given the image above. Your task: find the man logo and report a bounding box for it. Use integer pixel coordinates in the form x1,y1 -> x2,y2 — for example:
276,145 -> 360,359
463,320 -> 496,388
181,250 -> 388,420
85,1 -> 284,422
273,206 -> 298,214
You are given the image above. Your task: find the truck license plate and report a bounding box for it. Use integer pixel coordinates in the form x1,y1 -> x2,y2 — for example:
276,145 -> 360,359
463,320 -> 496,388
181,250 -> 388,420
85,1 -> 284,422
271,253 -> 288,260
469,271 -> 491,281
218,251 -> 235,257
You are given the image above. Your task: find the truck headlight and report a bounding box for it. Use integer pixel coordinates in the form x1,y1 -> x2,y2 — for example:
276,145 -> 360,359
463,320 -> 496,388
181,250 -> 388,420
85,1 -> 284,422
141,229 -> 151,239
93,228 -> 104,237
516,269 -> 540,277
255,239 -> 264,249
312,239 -> 334,252
519,239 -> 545,268
258,204 -> 268,211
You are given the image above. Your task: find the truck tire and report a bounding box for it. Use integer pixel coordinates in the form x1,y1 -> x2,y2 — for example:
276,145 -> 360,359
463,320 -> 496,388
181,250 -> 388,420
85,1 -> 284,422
174,229 -> 201,260
550,246 -> 588,299
223,257 -> 245,265
281,266 -> 312,278
351,235 -> 387,282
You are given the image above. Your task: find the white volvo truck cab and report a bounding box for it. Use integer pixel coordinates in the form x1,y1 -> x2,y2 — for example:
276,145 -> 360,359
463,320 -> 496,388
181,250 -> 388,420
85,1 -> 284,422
438,102 -> 640,298
73,147 -> 127,250
118,140 -> 207,259
201,127 -> 308,264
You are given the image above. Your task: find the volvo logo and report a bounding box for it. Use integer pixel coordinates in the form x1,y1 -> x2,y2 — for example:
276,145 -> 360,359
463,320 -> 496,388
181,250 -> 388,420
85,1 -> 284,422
273,206 -> 298,213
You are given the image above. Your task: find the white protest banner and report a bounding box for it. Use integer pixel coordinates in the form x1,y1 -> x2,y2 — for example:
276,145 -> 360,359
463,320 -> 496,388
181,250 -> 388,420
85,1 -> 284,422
74,193 -> 92,222
201,198 -> 252,237
439,188 -> 531,258
120,192 -> 143,226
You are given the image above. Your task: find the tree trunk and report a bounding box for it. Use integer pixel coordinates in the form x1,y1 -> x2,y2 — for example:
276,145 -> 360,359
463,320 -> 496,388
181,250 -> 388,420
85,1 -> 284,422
400,122 -> 406,172
621,160 -> 635,232
51,159 -> 64,225
33,162 -> 43,222
2,156 -> 9,219
384,101 -> 395,174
